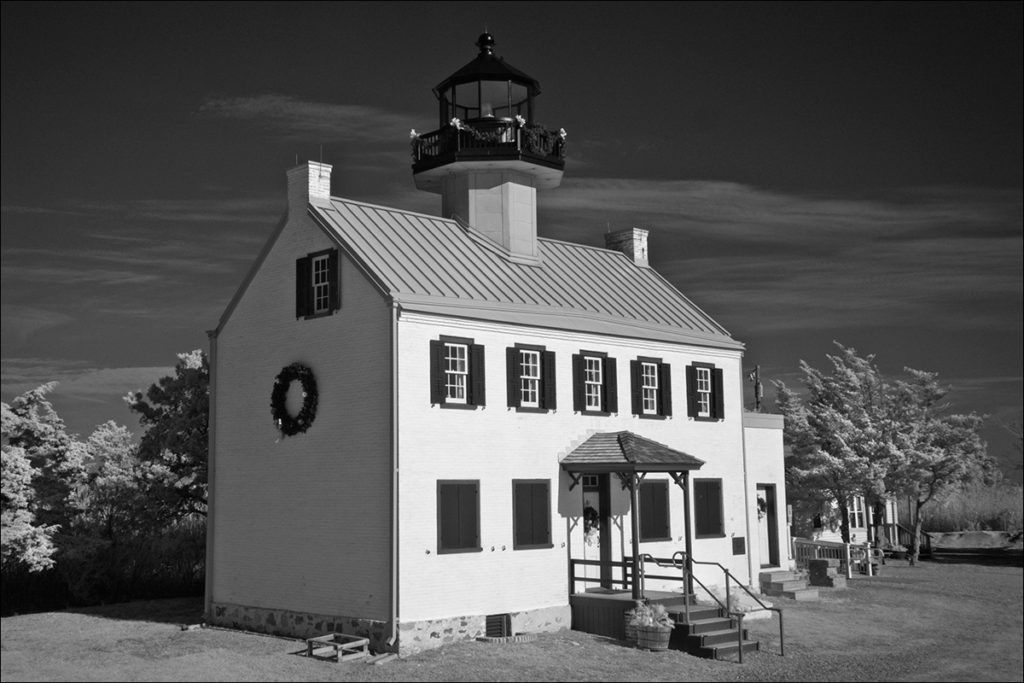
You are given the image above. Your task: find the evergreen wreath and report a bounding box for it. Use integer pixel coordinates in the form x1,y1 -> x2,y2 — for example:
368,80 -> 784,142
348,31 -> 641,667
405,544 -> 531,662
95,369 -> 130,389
270,363 -> 318,437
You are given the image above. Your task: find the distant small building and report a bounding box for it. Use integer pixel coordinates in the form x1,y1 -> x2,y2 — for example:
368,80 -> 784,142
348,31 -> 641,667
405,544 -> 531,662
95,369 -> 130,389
205,33 -> 791,654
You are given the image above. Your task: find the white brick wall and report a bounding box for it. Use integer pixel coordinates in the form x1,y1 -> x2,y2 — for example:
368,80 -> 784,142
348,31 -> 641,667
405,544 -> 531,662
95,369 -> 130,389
212,210 -> 392,620
395,313 -> 751,620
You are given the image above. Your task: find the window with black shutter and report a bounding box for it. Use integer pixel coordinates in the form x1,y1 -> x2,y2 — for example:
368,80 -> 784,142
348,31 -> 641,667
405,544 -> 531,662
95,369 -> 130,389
295,248 -> 339,319
685,362 -> 724,421
631,357 -> 672,418
512,479 -> 552,550
506,345 -> 556,412
430,336 -> 486,408
572,351 -> 617,415
694,478 -> 724,537
639,480 -> 671,542
437,480 -> 481,553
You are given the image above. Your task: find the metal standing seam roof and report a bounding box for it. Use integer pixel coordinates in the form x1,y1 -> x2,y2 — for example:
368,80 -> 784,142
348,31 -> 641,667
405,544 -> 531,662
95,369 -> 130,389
559,431 -> 706,472
310,197 -> 741,350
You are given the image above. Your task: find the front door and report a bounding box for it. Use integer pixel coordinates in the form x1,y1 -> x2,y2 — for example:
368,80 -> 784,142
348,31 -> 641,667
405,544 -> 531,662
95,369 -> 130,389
757,484 -> 779,567
598,473 -> 613,588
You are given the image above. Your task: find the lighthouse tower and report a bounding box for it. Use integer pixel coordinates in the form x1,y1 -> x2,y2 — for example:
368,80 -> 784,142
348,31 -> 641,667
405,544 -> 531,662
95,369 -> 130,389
412,33 -> 566,263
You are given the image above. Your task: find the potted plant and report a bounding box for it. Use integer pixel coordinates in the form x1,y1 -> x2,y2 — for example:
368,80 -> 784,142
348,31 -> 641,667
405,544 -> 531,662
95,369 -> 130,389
623,601 -> 643,644
632,602 -> 675,651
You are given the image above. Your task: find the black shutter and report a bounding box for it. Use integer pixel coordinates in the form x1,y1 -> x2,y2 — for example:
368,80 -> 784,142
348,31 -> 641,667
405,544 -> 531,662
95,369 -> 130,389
506,347 -> 520,408
709,480 -> 723,535
295,256 -> 311,318
695,480 -> 723,536
541,350 -> 557,410
439,484 -> 459,550
713,367 -> 725,420
328,249 -> 340,312
572,354 -> 584,412
429,340 -> 445,404
460,483 -> 479,549
535,483 -> 550,544
469,344 -> 486,407
604,357 -> 617,414
630,360 -> 642,415
659,363 -> 673,417
686,365 -> 698,418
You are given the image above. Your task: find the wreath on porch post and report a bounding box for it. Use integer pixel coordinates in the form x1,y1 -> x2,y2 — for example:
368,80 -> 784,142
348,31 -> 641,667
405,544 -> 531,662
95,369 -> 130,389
270,363 -> 318,437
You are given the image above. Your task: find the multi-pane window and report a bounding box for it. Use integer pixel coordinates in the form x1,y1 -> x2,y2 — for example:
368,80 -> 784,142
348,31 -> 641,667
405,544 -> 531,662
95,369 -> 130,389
572,351 -> 617,414
445,343 -> 468,404
312,254 -> 331,314
849,496 -> 866,529
631,358 -> 672,418
519,350 -> 540,408
584,356 -> 603,411
437,481 -> 480,554
430,337 -> 485,407
695,367 -> 712,417
513,480 -> 552,550
506,345 -> 555,411
295,248 -> 339,318
686,362 -> 723,421
641,362 -> 659,414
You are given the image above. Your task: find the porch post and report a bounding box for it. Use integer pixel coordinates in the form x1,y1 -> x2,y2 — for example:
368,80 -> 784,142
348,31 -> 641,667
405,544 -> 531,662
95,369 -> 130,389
683,471 -> 694,596
629,473 -> 642,601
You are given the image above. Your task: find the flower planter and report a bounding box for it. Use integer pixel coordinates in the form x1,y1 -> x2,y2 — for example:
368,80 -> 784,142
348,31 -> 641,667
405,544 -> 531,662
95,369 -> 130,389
623,614 -> 638,645
636,624 -> 672,651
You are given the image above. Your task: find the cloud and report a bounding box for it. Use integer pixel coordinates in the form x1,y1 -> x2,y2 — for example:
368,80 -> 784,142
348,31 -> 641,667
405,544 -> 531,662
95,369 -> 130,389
197,94 -> 419,146
0,306 -> 76,343
539,179 -> 1022,335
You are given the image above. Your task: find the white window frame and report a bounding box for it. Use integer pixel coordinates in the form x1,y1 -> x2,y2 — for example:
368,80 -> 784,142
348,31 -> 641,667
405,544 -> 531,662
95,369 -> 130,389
445,342 -> 468,404
519,349 -> 541,408
312,253 -> 331,314
849,496 -> 865,529
695,366 -> 711,418
584,356 -> 603,411
641,361 -> 659,415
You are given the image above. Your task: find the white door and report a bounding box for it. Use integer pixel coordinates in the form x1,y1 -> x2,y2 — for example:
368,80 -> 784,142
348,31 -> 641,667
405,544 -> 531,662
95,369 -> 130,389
757,486 -> 771,566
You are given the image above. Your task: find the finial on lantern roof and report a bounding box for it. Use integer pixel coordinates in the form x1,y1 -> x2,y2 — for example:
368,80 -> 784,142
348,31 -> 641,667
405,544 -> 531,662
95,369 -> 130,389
476,32 -> 495,55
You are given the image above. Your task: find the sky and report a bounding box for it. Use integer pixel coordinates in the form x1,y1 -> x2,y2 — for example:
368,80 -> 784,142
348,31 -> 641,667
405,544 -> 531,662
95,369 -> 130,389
2,2 -> 1021,479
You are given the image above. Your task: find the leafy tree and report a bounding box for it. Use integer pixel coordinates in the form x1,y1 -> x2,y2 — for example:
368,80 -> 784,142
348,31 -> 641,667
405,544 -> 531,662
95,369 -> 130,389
776,344 -> 991,565
0,442 -> 57,573
2,384 -> 86,524
125,350 -> 209,518
774,345 -> 889,543
884,369 -> 990,564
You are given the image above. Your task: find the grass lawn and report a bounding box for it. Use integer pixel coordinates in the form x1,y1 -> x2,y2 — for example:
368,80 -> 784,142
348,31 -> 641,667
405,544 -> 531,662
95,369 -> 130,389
1,560 -> 1021,682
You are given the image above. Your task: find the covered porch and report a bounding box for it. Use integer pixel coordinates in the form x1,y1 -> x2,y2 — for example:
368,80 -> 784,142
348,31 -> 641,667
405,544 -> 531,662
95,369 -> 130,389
560,431 -> 704,638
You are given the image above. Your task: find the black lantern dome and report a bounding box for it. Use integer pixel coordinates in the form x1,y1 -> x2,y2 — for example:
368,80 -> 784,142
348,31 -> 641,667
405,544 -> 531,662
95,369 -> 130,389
411,33 -> 566,193
433,33 -> 540,125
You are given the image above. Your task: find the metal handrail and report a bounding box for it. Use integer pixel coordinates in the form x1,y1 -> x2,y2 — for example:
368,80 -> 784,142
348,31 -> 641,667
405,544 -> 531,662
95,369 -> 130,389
669,551 -> 784,662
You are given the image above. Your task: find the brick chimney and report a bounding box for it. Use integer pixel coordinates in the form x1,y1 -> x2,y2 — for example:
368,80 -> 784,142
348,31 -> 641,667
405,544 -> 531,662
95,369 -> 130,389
287,161 -> 332,213
605,228 -> 649,267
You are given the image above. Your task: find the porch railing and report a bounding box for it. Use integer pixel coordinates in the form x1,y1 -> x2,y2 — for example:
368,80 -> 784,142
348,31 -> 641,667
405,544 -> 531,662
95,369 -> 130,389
411,120 -> 566,165
793,538 -> 886,577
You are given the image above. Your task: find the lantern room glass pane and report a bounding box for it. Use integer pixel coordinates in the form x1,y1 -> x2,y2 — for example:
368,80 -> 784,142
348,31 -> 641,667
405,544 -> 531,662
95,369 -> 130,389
454,82 -> 479,120
510,82 -> 529,119
480,80 -> 508,118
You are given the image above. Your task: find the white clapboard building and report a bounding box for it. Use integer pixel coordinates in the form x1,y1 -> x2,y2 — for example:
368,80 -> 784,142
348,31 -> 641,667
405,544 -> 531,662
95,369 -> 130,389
206,33 -> 791,654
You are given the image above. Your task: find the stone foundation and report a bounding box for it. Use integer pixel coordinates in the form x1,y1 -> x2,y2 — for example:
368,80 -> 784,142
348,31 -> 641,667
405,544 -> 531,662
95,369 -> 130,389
207,601 -> 570,655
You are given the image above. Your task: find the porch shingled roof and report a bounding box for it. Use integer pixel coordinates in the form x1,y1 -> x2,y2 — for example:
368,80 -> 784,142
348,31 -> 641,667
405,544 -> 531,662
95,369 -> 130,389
560,431 -> 705,473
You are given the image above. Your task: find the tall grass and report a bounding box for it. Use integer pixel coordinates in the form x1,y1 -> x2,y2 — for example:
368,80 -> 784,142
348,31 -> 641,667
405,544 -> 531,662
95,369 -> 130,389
921,481 -> 1023,532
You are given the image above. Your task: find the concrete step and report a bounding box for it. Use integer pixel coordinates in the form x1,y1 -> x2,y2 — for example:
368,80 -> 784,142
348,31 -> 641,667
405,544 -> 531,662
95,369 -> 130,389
810,575 -> 847,588
781,587 -> 820,600
759,570 -> 798,583
765,579 -> 808,593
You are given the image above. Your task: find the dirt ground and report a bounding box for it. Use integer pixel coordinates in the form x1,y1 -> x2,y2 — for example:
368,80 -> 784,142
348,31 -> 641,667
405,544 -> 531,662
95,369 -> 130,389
1,560 -> 1021,682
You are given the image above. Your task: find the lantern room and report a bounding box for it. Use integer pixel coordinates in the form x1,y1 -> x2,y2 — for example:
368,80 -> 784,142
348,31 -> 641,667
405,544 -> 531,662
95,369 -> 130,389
433,33 -> 537,125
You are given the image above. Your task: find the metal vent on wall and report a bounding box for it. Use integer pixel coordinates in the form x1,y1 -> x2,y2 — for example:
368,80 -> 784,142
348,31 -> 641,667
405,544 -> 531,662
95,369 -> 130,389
485,613 -> 511,638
